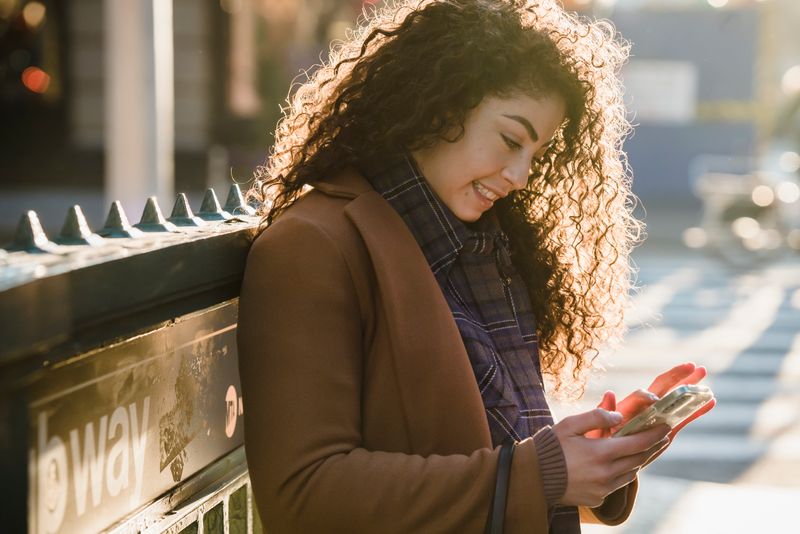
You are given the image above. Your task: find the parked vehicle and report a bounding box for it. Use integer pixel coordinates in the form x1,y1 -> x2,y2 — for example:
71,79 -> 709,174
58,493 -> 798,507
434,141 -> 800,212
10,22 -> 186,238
686,93 -> 800,268
686,153 -> 800,268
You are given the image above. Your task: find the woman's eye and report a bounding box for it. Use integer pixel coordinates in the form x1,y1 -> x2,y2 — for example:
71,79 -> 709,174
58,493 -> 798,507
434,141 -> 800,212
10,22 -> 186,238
501,134 -> 521,151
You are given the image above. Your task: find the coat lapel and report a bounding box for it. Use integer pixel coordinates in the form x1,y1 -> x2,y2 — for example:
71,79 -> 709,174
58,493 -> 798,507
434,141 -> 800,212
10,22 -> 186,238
342,186 -> 492,454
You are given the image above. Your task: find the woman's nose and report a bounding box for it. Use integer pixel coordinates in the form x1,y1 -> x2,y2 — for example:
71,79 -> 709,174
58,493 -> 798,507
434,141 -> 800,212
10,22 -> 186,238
501,159 -> 529,191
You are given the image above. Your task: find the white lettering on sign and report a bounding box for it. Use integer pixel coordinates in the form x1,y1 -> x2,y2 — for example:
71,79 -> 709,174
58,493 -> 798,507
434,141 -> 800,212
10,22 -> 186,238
34,396 -> 151,534
225,385 -> 236,438
106,406 -> 130,497
69,416 -> 107,516
224,385 -> 244,438
37,412 -> 68,534
129,397 -> 149,507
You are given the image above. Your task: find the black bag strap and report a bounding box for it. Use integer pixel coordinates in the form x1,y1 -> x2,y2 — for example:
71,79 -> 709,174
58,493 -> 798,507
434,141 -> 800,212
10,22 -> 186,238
485,436 -> 517,534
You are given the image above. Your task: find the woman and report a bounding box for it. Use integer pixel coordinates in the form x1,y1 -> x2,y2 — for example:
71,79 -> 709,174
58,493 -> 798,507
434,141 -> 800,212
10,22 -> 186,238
237,1 -> 714,532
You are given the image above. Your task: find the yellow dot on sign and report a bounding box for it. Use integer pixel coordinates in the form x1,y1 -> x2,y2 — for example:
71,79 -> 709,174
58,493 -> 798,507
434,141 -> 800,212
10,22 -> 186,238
682,227 -> 707,249
751,185 -> 775,207
707,0 -> 728,7
783,66 -> 800,95
776,182 -> 800,203
778,151 -> 800,173
22,1 -> 45,29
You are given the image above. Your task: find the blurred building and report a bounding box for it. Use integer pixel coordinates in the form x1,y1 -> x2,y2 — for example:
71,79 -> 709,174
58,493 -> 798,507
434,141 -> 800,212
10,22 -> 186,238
567,0 -> 800,207
0,0 -> 365,241
1,0 -> 798,240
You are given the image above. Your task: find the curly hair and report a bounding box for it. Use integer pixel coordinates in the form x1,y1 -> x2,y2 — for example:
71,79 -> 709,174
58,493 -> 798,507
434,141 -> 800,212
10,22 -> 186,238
249,0 -> 640,396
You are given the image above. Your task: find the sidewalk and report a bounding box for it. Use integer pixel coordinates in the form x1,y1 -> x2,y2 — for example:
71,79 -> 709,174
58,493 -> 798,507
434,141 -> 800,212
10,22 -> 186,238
584,473 -> 796,533
570,246 -> 800,533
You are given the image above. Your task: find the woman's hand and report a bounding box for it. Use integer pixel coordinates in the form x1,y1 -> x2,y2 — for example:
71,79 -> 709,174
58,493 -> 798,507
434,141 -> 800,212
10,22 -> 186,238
586,362 -> 717,456
588,362 -> 715,438
553,409 -> 670,507
554,363 -> 717,507
635,362 -> 716,441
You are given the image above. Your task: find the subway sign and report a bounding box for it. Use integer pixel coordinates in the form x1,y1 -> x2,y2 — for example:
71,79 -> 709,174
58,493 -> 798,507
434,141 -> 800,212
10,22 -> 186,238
28,301 -> 245,534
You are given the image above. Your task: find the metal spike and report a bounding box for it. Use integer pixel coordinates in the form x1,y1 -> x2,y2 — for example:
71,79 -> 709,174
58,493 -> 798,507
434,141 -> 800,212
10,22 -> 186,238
168,193 -> 206,227
223,184 -> 256,216
134,196 -> 178,232
6,211 -> 59,253
197,188 -> 232,221
97,201 -> 144,238
54,205 -> 105,246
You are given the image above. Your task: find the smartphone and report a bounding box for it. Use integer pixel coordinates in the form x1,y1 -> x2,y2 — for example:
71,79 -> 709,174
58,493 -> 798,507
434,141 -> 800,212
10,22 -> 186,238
613,384 -> 714,437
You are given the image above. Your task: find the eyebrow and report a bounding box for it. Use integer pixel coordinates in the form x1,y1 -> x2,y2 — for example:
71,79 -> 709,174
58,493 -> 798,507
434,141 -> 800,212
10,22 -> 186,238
502,114 -> 539,142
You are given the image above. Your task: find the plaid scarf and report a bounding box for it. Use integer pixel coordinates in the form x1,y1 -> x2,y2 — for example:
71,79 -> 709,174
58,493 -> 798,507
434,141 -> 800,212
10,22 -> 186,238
362,154 -> 580,533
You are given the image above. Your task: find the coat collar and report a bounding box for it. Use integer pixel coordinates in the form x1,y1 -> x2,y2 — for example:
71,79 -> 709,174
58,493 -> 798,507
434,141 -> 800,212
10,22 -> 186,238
311,167 -> 373,199
314,168 -> 492,453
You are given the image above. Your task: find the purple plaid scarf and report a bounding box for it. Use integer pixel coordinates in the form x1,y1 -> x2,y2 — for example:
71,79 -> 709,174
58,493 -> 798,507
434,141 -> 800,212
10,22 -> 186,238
361,153 -> 581,533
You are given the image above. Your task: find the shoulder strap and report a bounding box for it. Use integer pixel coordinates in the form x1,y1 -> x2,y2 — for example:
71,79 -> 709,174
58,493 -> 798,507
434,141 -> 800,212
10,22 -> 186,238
485,437 -> 517,534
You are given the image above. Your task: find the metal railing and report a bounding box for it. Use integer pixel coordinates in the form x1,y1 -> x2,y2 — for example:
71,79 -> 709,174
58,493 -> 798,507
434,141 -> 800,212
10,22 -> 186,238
0,185 -> 263,534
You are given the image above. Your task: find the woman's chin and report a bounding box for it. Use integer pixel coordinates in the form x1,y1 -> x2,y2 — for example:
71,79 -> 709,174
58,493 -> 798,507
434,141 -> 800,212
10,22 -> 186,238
453,207 -> 484,223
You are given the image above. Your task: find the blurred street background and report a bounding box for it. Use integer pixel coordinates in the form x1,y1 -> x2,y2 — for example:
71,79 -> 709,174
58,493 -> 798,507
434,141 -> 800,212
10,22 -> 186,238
1,0 -> 799,532
554,241 -> 800,533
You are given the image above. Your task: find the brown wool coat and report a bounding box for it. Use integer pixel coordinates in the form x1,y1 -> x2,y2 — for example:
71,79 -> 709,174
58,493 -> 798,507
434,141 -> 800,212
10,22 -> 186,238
236,169 -> 637,533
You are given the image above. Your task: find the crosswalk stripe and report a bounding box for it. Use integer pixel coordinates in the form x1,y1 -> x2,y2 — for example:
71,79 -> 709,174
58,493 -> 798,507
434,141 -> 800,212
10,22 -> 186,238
551,254 -> 800,495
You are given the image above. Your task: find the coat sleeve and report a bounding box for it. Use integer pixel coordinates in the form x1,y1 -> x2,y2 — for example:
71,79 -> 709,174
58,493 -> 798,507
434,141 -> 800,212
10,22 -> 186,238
236,216 -> 552,534
580,480 -> 638,525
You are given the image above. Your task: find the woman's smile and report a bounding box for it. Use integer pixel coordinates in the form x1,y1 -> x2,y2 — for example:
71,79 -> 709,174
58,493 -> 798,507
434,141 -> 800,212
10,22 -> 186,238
473,180 -> 502,203
411,93 -> 566,222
